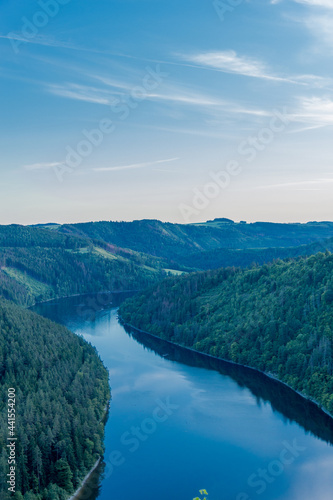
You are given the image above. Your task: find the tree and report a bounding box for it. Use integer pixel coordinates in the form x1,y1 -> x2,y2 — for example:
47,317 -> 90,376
54,459 -> 73,493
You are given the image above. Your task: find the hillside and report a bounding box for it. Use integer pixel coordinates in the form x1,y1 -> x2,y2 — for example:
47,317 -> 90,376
120,252 -> 333,415
0,297 -> 110,500
56,219 -> 333,261
179,237 -> 333,270
0,225 -> 166,306
1,221 -> 332,307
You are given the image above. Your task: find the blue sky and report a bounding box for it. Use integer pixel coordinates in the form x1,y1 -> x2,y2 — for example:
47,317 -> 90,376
0,0 -> 333,224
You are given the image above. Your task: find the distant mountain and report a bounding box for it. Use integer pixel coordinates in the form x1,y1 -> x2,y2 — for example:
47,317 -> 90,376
56,219 -> 333,262
178,237 -> 333,270
207,217 -> 235,223
1,220 -> 333,306
120,251 -> 333,415
0,225 -> 166,306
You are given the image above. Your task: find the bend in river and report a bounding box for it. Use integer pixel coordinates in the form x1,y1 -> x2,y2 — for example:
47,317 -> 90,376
33,293 -> 333,500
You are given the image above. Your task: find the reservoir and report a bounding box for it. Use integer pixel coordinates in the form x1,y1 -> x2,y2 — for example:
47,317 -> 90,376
33,293 -> 333,500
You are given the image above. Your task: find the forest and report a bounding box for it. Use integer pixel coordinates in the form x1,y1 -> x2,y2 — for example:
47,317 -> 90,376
1,221 -> 333,499
120,252 -> 333,415
57,219 -> 333,260
0,298 -> 110,500
0,225 -> 166,306
1,223 -> 333,309
177,237 -> 333,271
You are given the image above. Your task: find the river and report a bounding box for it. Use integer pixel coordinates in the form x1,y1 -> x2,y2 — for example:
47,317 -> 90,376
32,292 -> 333,500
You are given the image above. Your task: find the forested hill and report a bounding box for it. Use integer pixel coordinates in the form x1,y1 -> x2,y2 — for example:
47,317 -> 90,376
178,237 -> 333,271
0,297 -> 110,500
0,225 -> 165,306
120,252 -> 333,415
1,221 -> 333,306
57,219 -> 333,260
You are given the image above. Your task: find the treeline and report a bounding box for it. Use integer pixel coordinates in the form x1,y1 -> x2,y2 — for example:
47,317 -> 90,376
179,237 -> 333,271
0,298 -> 110,500
57,219 -> 333,260
120,252 -> 333,415
0,246 -> 164,306
0,226 -> 166,306
0,225 -> 83,250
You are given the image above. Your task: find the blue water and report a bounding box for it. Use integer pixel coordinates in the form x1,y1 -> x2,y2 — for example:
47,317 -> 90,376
33,293 -> 333,500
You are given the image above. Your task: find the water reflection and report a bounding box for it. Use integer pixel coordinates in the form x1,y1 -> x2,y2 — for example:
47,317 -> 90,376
123,324 -> 333,447
33,293 -> 333,500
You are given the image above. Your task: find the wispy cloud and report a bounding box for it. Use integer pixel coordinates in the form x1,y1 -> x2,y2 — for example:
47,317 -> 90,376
93,157 -> 179,172
293,96 -> 333,128
272,0 -> 333,8
24,162 -> 64,171
47,83 -> 116,105
256,178 -> 333,189
92,75 -> 134,92
89,74 -> 227,108
287,1 -> 333,51
46,80 -> 227,109
288,123 -> 325,133
292,74 -> 333,89
180,50 -> 297,83
0,33 -> 77,50
294,0 -> 333,7
179,50 -> 333,89
148,90 -> 224,107
45,78 -> 269,120
303,14 -> 333,48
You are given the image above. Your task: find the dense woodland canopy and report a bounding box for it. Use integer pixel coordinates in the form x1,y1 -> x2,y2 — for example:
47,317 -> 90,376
57,219 -> 333,260
0,298 -> 110,500
177,237 -> 333,271
1,220 -> 333,499
0,225 -> 166,306
1,223 -> 333,309
120,252 -> 333,415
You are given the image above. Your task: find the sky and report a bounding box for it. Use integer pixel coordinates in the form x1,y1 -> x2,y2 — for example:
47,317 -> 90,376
0,0 -> 333,225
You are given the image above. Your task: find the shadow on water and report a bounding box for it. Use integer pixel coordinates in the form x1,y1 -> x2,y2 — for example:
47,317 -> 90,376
71,461 -> 105,500
32,291 -> 135,325
32,292 -> 333,500
123,323 -> 333,447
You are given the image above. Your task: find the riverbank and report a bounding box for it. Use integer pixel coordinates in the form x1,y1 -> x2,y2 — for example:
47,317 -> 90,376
66,400 -> 110,499
28,296 -> 112,500
39,293 -> 333,500
119,315 -> 333,421
68,458 -> 102,500
28,288 -> 139,309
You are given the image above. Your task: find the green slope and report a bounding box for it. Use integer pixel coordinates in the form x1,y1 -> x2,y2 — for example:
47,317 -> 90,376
120,252 -> 333,415
57,219 -> 333,262
178,237 -> 333,270
0,298 -> 110,500
1,221 -> 332,307
0,225 -> 167,306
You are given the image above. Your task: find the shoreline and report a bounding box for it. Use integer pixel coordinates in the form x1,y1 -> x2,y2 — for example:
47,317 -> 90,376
67,397 -> 110,500
31,293 -> 115,500
66,400 -> 110,500
119,315 -> 333,421
67,457 -> 102,500
28,288 -> 139,309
